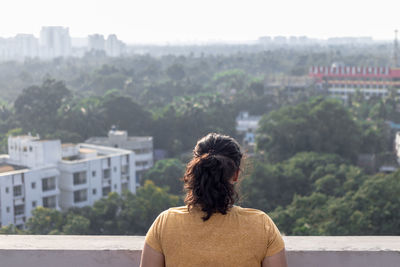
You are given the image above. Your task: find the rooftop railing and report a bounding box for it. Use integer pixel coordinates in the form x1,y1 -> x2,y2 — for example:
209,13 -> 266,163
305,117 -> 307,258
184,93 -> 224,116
0,235 -> 398,267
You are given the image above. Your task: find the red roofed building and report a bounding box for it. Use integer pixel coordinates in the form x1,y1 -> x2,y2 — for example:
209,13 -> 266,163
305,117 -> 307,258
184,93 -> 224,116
309,64 -> 400,101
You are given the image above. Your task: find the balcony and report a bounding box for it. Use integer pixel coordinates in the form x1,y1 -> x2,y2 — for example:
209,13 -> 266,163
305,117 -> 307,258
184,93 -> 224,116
0,236 -> 398,267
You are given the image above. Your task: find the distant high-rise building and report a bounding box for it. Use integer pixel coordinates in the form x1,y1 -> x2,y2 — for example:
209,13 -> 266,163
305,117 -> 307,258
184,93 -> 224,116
88,34 -> 105,52
14,34 -> 39,59
105,34 -> 125,57
40,26 -> 71,59
273,36 -> 287,45
393,30 -> 399,68
258,36 -> 272,44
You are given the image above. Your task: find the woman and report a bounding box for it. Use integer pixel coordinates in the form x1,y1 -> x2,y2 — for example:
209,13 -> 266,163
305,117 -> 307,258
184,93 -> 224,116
141,133 -> 288,267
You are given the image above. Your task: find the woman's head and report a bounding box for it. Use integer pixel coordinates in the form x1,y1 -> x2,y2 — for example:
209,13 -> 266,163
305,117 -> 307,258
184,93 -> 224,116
183,133 -> 243,221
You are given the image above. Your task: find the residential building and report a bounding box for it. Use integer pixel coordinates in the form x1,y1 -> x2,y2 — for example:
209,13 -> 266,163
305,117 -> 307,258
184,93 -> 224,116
236,111 -> 262,154
0,135 -> 61,228
0,135 -> 135,228
39,26 -> 71,59
58,143 -> 135,209
85,128 -> 153,184
88,34 -> 105,52
105,34 -> 125,57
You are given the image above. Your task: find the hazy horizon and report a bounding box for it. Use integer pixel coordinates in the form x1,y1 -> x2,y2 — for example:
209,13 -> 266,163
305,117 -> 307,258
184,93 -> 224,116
1,0 -> 398,44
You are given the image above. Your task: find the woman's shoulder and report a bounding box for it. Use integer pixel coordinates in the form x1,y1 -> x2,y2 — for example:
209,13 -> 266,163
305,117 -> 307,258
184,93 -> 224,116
232,206 -> 271,220
166,206 -> 189,214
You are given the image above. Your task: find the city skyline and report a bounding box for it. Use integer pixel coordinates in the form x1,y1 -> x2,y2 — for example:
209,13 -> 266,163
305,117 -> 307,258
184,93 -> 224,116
0,0 -> 398,44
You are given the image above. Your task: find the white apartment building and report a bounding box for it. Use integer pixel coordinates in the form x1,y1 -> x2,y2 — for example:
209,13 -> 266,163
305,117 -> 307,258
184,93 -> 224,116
88,34 -> 125,57
0,135 -> 135,228
58,143 -> 135,209
85,128 -> 153,183
105,34 -> 125,57
40,26 -> 71,59
236,111 -> 262,145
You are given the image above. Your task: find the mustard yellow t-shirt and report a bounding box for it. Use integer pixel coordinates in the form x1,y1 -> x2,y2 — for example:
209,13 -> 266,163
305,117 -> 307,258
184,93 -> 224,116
145,205 -> 285,267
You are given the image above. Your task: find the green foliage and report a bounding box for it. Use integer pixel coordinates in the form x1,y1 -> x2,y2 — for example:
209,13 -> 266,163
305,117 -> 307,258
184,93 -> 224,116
0,47 -> 399,236
26,207 -> 64,235
143,158 -> 185,195
242,152 -> 359,211
271,169 -> 400,235
118,180 -> 181,234
62,214 -> 91,235
257,97 -> 361,162
14,79 -> 71,135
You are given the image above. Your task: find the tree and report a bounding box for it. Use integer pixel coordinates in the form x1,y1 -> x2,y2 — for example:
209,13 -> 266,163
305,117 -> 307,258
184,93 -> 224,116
62,214 -> 91,235
14,79 -> 71,135
88,192 -> 122,235
118,180 -> 180,234
101,91 -> 152,135
143,158 -> 185,195
257,97 -> 361,162
26,207 -> 64,234
241,152 -> 352,212
166,63 -> 185,81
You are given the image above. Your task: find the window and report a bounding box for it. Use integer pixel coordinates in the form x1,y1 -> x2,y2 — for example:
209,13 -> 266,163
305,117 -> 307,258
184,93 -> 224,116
121,165 -> 129,175
74,189 -> 87,203
13,185 -> 22,197
136,161 -> 148,167
103,169 -> 111,179
43,196 -> 56,208
32,201 -> 37,208
6,207 -> 10,213
23,146 -> 27,152
29,146 -> 33,152
114,184 -> 117,190
92,188 -> 97,195
5,187 -> 9,193
113,167 -> 117,172
42,177 -> 56,191
92,171 -> 96,177
73,171 -> 87,185
102,186 -> 111,197
31,182 -> 36,189
14,204 -> 24,215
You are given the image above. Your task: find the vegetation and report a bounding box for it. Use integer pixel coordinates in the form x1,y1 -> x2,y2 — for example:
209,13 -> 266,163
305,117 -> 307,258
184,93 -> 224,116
0,44 -> 398,235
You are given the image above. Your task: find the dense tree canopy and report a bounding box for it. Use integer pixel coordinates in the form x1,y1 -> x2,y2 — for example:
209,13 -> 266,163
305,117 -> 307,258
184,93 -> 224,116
257,97 -> 362,162
0,44 -> 399,236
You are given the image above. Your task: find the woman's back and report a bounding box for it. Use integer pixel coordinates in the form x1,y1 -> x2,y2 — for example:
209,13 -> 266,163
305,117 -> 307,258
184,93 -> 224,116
146,205 -> 284,267
141,133 -> 287,267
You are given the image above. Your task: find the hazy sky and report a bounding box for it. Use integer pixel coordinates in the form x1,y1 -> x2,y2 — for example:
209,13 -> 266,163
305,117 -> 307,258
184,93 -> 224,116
0,0 -> 398,44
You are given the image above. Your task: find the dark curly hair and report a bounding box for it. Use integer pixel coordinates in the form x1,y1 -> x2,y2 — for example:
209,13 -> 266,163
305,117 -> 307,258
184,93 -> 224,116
183,133 -> 243,221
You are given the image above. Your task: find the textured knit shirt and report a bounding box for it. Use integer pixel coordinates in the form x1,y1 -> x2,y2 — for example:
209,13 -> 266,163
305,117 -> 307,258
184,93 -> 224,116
145,205 -> 285,267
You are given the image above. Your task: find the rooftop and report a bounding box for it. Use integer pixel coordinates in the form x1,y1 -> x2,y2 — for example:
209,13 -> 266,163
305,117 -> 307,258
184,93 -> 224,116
0,236 -> 398,267
0,163 -> 26,174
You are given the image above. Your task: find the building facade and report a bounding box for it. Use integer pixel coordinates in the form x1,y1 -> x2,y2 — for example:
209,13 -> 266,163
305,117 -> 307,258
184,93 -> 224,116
39,26 -> 72,59
0,135 -> 135,228
85,129 -> 153,184
236,111 -> 262,154
309,64 -> 400,101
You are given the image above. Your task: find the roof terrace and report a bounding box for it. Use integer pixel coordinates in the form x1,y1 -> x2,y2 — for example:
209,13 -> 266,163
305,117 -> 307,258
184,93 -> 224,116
0,235 -> 398,267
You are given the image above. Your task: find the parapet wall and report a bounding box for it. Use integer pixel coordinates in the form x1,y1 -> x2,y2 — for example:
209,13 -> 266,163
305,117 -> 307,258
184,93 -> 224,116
0,235 -> 399,267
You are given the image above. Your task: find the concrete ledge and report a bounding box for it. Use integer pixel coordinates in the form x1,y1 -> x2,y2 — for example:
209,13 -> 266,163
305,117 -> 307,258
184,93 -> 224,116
0,235 -> 399,267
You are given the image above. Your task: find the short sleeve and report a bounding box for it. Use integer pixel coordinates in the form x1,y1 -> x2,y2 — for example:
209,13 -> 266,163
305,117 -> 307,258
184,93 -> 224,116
264,214 -> 285,257
145,210 -> 167,254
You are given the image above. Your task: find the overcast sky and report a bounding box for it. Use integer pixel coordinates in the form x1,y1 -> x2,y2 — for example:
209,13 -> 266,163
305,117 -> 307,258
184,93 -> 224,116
0,0 -> 398,44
